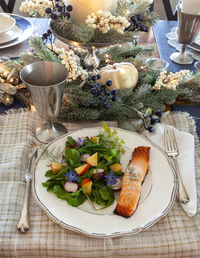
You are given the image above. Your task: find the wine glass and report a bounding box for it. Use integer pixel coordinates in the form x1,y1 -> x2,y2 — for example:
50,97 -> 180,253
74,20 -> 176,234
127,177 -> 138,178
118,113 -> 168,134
20,61 -> 68,143
170,5 -> 200,65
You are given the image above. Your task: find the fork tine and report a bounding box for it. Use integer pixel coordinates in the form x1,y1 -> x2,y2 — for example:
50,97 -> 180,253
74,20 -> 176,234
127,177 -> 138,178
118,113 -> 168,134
171,129 -> 178,153
167,128 -> 179,154
164,128 -> 172,152
164,127 -> 189,204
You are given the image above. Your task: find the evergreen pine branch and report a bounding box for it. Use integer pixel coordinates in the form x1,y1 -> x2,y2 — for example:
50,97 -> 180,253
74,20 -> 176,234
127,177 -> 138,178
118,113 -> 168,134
51,19 -> 94,43
97,44 -> 154,67
115,0 -> 159,25
59,107 -> 100,121
29,36 -> 60,62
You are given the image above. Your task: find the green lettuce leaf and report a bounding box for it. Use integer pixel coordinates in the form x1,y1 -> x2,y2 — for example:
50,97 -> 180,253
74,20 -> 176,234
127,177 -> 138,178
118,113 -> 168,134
53,185 -> 86,207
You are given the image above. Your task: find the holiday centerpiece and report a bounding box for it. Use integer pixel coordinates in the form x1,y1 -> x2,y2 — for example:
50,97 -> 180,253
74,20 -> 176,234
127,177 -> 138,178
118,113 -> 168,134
20,0 -> 158,72
1,0 -> 200,133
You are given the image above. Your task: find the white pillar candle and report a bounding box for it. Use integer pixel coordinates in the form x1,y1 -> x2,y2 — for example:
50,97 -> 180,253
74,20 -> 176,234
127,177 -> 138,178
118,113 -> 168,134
64,0 -> 117,22
182,0 -> 200,15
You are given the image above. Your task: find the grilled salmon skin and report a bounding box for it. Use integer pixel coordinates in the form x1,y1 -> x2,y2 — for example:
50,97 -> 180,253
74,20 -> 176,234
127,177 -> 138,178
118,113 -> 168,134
114,146 -> 150,218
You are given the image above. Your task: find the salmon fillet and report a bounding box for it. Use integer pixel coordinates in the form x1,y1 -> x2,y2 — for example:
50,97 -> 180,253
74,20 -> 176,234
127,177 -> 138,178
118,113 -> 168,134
114,146 -> 150,218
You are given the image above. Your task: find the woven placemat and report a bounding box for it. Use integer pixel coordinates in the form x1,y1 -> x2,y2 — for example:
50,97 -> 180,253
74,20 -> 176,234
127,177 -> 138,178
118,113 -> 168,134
0,109 -> 199,258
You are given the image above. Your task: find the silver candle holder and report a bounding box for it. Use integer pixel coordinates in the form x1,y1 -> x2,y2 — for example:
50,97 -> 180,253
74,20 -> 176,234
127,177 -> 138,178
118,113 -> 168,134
170,5 -> 200,65
20,62 -> 68,144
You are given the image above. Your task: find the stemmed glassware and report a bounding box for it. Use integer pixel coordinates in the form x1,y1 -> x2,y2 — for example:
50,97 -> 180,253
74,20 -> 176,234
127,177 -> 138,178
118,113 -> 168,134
20,61 -> 68,143
170,5 -> 200,64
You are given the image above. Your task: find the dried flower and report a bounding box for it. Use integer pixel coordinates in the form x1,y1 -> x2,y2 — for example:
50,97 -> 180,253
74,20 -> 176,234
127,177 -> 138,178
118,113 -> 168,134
85,10 -> 130,34
152,70 -> 190,90
20,0 -> 53,17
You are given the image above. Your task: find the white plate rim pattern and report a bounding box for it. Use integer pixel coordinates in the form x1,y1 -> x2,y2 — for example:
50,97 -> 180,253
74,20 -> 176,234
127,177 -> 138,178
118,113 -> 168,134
32,127 -> 177,238
0,25 -> 22,45
0,14 -> 33,50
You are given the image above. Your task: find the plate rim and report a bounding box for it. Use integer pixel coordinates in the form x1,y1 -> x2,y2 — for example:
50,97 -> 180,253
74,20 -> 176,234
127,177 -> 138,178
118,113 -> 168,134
0,13 -> 33,49
32,127 -> 177,238
0,13 -> 16,34
0,24 -> 22,45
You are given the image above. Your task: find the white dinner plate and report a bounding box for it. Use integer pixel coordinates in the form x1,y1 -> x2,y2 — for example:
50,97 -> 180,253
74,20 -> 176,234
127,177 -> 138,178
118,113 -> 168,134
0,25 -> 21,44
0,14 -> 33,49
0,13 -> 15,34
33,127 -> 177,238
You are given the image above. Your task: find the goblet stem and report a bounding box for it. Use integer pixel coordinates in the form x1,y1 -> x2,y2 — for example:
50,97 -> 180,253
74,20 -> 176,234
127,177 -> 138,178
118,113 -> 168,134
170,44 -> 193,64
181,44 -> 187,56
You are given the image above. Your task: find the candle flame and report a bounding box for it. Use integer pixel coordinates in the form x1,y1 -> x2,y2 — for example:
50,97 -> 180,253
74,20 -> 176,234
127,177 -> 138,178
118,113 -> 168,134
30,104 -> 36,112
72,41 -> 79,46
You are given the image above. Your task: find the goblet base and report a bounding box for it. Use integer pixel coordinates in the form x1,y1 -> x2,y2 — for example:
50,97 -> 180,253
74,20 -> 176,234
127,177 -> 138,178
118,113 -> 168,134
170,52 -> 193,65
36,122 -> 67,144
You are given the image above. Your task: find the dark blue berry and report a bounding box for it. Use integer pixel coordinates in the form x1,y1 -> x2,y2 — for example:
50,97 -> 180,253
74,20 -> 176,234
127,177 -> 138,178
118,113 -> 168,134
131,15 -> 137,23
136,14 -> 144,22
103,102 -> 110,109
106,91 -> 111,96
89,101 -> 96,108
64,12 -> 70,19
58,6 -> 63,12
112,96 -> 117,102
106,80 -> 112,86
136,22 -> 141,29
42,33 -> 48,39
139,24 -> 146,32
155,110 -> 162,118
98,95 -> 103,101
155,118 -> 161,123
51,12 -> 57,19
66,5 -> 73,12
148,126 -> 154,133
100,87 -> 105,93
111,89 -> 117,95
47,29 -> 52,35
150,117 -> 156,125
91,74 -> 97,81
96,73 -> 101,80
95,82 -> 100,87
91,88 -> 97,95
45,7 -> 52,14
144,26 -> 149,32
55,3 -> 60,8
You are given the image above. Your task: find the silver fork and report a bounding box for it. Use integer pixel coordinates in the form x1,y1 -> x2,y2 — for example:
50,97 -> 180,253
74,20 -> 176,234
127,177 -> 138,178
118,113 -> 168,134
164,128 -> 190,204
17,147 -> 38,232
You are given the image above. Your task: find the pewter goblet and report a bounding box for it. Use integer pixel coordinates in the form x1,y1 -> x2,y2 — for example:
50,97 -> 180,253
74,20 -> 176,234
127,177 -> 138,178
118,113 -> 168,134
170,6 -> 200,64
20,61 -> 68,143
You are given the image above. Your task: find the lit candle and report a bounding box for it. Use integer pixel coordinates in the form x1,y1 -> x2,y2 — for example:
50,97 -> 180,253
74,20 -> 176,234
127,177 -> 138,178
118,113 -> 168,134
182,0 -> 200,15
30,104 -> 36,112
64,0 -> 117,22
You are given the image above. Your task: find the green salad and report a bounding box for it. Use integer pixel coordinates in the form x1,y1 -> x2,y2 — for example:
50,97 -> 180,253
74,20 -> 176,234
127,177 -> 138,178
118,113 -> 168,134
42,123 -> 125,209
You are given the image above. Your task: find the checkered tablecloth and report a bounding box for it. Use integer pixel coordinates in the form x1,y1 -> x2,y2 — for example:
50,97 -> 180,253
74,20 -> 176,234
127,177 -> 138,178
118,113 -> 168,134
0,109 -> 199,257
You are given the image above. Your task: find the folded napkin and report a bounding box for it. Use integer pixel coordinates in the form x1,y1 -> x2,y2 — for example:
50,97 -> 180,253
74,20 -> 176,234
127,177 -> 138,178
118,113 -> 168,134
145,124 -> 197,217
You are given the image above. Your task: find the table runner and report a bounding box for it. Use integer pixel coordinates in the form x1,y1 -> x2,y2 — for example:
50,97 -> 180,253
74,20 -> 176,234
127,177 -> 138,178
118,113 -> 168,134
153,21 -> 196,73
0,109 -> 199,257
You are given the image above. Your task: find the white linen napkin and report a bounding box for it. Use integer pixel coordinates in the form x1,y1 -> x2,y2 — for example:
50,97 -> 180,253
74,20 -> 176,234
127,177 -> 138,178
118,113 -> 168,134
145,124 -> 197,217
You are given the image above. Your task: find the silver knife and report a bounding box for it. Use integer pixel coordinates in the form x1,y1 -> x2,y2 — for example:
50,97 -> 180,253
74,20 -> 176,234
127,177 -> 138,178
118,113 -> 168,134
17,147 -> 38,233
